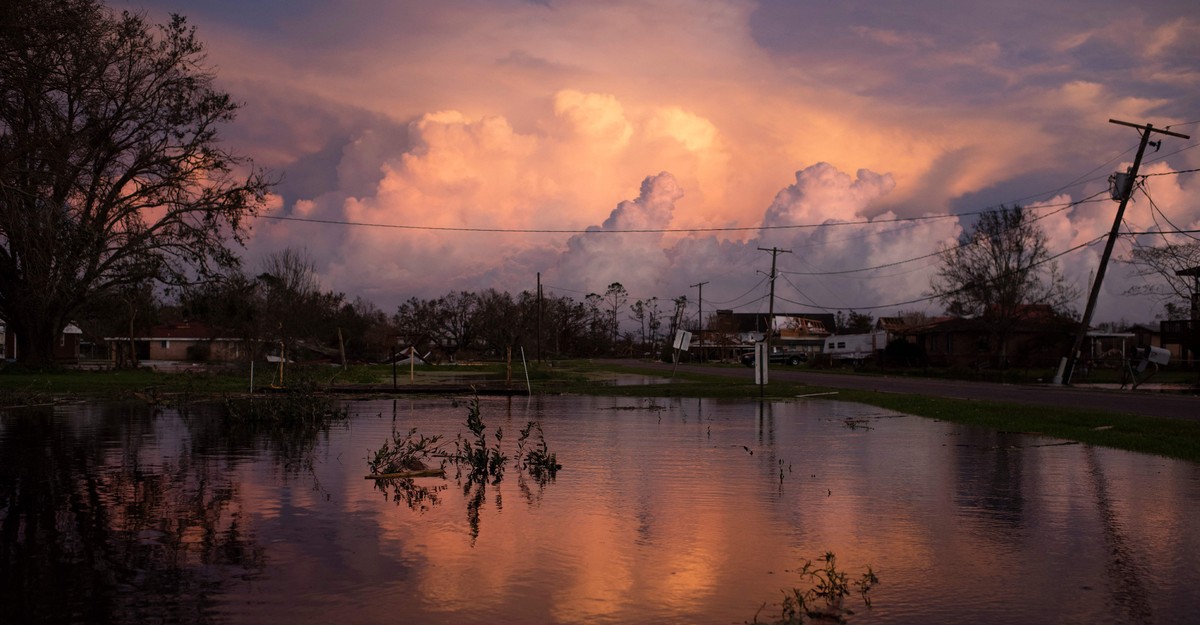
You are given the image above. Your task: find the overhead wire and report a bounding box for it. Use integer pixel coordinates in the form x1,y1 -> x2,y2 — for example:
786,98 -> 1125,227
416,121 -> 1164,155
770,234 -> 1109,312
777,191 -> 1107,277
253,142 -> 1191,315
1139,179 -> 1200,243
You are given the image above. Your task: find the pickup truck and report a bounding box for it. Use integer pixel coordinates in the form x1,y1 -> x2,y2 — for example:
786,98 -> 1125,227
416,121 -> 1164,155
741,350 -> 808,367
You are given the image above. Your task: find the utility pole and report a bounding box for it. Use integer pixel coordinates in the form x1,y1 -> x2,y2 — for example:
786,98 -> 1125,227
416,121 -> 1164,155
691,281 -> 708,362
1059,119 -> 1190,384
536,272 -> 543,363
757,247 -> 791,384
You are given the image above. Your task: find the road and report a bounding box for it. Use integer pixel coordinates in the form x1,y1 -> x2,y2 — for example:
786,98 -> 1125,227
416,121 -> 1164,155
620,360 -> 1200,421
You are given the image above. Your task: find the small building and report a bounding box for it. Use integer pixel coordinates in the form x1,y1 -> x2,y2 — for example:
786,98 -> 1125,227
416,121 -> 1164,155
1,321 -> 83,362
911,309 -> 1075,369
106,321 -> 245,363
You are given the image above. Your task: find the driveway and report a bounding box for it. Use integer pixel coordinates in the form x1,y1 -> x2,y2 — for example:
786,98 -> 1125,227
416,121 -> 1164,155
620,360 -> 1200,421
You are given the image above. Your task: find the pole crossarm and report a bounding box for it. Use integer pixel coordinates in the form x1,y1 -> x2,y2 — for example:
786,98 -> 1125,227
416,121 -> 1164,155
1108,118 -> 1190,140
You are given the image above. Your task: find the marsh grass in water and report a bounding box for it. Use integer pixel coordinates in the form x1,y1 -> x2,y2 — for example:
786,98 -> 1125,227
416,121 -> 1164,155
515,420 -> 561,484
454,395 -> 508,481
367,428 -> 447,476
753,552 -> 878,625
367,394 -> 563,533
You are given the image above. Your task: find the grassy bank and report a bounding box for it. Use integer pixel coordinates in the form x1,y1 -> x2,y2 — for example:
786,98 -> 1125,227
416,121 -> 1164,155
3,360 -> 1198,463
538,361 -> 1200,464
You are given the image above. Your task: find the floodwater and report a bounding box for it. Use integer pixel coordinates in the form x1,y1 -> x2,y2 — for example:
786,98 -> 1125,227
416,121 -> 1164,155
2,394 -> 1198,625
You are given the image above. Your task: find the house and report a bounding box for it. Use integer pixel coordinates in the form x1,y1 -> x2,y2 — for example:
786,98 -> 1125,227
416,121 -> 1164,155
106,321 -> 245,363
1,321 -> 83,362
1160,265 -> 1200,367
910,308 -> 1076,369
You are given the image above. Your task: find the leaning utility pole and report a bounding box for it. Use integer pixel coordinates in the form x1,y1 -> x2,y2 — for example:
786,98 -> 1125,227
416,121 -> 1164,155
691,281 -> 708,362
1059,119 -> 1190,384
757,247 -> 791,384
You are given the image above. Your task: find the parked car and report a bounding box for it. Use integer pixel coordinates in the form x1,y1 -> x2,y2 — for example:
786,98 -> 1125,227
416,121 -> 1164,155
741,350 -> 808,367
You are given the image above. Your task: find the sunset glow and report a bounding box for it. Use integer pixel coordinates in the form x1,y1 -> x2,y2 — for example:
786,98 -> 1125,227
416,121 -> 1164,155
118,0 -> 1199,322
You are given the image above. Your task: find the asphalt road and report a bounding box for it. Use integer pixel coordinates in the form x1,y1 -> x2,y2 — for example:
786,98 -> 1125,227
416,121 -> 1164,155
620,360 -> 1200,421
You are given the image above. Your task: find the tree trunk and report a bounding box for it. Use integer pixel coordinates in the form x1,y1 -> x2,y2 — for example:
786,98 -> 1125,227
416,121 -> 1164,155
8,308 -> 63,368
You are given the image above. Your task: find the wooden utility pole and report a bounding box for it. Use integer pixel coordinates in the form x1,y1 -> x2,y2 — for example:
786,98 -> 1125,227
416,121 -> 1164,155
536,272 -> 543,363
1059,119 -> 1190,384
691,281 -> 708,362
757,247 -> 791,386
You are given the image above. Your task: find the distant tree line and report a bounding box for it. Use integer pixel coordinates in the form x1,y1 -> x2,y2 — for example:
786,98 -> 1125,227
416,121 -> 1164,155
72,248 -> 693,365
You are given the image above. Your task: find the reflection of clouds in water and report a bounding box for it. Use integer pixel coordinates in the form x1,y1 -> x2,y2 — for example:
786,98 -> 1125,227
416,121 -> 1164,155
7,397 -> 1200,623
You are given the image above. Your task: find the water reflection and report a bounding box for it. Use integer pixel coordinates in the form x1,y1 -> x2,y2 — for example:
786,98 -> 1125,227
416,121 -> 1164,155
0,403 -> 265,625
372,476 -> 447,512
1086,446 -> 1153,623
368,398 -> 562,545
2,396 -> 1199,624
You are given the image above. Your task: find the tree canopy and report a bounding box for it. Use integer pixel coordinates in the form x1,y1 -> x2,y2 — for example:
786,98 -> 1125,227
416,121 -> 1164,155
0,0 -> 270,365
931,205 -> 1075,319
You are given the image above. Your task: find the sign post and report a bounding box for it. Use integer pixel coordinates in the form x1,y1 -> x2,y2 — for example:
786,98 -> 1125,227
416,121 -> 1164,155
754,342 -> 768,386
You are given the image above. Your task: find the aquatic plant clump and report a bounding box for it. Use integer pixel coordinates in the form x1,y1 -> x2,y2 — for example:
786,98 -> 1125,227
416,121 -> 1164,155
754,552 -> 878,625
454,395 -> 508,480
367,395 -> 562,484
222,386 -> 349,426
367,427 -> 447,477
516,420 -> 561,482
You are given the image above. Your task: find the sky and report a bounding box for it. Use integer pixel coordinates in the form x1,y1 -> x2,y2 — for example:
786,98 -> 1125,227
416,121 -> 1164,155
117,0 -> 1200,325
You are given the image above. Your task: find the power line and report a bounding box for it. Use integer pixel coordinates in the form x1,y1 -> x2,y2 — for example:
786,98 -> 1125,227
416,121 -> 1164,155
772,234 -> 1108,312
705,276 -> 771,307
1142,167 -> 1200,177
777,192 -> 1106,277
1142,141 -> 1199,167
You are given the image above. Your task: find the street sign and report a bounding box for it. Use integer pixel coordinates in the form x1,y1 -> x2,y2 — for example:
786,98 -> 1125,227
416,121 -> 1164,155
673,330 -> 692,351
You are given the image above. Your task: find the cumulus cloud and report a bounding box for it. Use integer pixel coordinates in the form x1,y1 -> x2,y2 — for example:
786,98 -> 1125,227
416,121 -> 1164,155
115,0 -> 1199,323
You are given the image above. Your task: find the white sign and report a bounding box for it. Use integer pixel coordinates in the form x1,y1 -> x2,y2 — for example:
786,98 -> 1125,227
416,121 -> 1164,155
673,330 -> 692,351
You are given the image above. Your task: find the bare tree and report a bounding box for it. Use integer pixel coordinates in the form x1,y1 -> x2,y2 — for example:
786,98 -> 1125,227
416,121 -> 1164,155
603,282 -> 628,345
1124,241 -> 1200,319
930,205 -> 1077,366
257,248 -> 336,358
0,0 -> 271,365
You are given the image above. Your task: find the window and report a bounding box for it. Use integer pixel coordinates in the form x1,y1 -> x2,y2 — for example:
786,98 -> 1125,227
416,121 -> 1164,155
161,340 -> 169,349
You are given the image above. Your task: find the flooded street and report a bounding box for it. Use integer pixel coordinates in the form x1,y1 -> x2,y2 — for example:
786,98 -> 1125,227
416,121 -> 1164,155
2,394 -> 1198,624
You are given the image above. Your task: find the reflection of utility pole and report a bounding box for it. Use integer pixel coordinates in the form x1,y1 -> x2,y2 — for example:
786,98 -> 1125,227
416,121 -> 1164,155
1059,120 -> 1190,385
758,247 -> 791,386
691,281 -> 708,362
